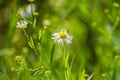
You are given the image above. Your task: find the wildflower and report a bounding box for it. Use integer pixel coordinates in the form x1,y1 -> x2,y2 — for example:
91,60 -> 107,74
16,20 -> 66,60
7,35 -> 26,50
43,19 -> 51,26
15,55 -> 22,62
18,4 -> 36,17
16,20 -> 28,28
45,70 -> 51,77
52,30 -> 73,45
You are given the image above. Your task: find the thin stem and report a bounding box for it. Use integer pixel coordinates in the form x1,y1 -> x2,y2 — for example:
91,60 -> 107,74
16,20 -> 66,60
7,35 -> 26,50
33,16 -> 36,28
112,60 -> 117,80
30,3 -> 34,21
62,45 -> 69,80
22,29 -> 29,39
33,45 -> 38,55
22,29 -> 38,55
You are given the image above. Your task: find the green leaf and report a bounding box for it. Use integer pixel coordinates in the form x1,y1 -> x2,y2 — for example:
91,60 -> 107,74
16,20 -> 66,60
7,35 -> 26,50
38,29 -> 42,40
50,43 -> 60,80
70,55 -> 75,70
79,69 -> 85,80
28,41 -> 33,49
50,43 -> 55,68
64,52 -> 71,80
87,73 -> 94,80
65,52 -> 70,68
31,68 -> 41,76
28,36 -> 35,49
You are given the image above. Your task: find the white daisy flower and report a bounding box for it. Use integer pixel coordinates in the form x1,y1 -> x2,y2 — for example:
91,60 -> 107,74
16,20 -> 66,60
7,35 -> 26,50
16,20 -> 28,28
52,30 -> 73,45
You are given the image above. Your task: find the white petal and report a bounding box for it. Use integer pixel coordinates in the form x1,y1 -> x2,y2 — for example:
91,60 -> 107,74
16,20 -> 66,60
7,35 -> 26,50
58,39 -> 63,45
67,35 -> 73,40
16,20 -> 28,28
52,30 -> 73,45
65,39 -> 72,44
52,33 -> 59,36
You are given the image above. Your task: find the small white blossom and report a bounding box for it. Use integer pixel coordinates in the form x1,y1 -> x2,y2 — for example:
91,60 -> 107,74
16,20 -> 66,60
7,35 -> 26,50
16,20 -> 28,28
18,4 -> 36,17
43,19 -> 51,26
52,30 -> 73,45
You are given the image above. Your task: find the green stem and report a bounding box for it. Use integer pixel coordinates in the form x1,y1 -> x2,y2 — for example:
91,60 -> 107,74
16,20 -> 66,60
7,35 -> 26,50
30,3 -> 34,21
23,29 -> 38,55
33,16 -> 36,28
50,43 -> 60,80
33,46 -> 38,55
22,29 -> 29,39
62,45 -> 69,80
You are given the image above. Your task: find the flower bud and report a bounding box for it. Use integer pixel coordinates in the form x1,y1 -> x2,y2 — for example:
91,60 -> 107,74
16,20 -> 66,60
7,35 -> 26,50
11,67 -> 15,71
113,2 -> 119,8
15,55 -> 22,62
33,12 -> 39,16
45,70 -> 51,77
101,73 -> 107,77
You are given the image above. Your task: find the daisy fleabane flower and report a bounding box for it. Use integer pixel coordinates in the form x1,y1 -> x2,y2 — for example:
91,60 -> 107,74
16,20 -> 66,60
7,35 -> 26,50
52,30 -> 73,45
16,20 -> 28,28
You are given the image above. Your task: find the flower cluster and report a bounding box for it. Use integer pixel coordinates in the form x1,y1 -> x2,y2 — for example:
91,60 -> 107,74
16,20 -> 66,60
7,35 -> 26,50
16,20 -> 28,28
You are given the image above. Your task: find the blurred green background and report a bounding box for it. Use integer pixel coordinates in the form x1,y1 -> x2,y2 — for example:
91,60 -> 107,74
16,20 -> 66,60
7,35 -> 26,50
0,0 -> 120,80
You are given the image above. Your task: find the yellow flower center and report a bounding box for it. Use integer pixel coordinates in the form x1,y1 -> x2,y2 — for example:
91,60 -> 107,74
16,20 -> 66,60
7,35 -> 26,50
28,0 -> 35,2
59,32 -> 66,38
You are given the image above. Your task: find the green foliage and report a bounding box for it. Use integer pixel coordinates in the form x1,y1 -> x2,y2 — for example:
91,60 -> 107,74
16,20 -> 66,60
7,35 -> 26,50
0,0 -> 120,80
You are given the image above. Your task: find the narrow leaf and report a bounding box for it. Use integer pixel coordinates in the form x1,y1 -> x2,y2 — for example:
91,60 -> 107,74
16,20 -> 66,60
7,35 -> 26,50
87,73 -> 94,80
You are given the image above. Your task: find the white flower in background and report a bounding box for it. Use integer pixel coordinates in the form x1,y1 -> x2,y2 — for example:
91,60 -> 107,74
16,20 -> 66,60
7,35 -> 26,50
18,4 -> 36,17
16,20 -> 28,28
52,30 -> 73,45
43,19 -> 51,26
